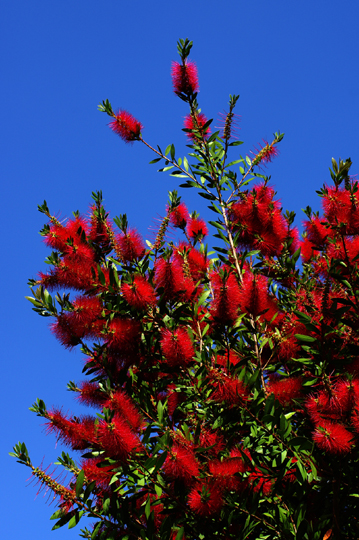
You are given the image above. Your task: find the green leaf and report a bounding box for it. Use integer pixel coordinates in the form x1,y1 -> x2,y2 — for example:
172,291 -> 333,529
50,509 -> 65,521
145,496 -> 151,519
75,469 -> 85,497
91,522 -> 102,539
68,511 -> 84,529
25,296 -> 42,307
229,140 -> 244,147
288,437 -> 313,452
52,511 -> 76,530
97,266 -> 106,286
226,159 -> 243,167
175,527 -> 185,540
157,400 -> 164,423
198,192 -> 216,201
295,334 -> 317,343
197,290 -> 211,306
102,497 -> 111,513
83,480 -> 96,501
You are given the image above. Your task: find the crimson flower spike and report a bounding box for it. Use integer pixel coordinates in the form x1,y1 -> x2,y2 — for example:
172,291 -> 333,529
99,100 -> 143,143
171,59 -> 199,96
109,110 -> 143,143
172,37 -> 198,97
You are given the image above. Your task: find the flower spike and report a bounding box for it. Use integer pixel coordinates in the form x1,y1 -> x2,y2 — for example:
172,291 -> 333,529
109,110 -> 143,143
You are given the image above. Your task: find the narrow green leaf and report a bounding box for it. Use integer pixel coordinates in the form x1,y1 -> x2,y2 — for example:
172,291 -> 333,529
25,296 -> 42,307
75,469 -> 85,497
68,511 -> 84,529
175,527 -> 185,540
50,509 -> 65,521
295,334 -> 317,343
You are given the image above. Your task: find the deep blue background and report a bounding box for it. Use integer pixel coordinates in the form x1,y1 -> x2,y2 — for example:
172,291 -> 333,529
3,0 -> 359,537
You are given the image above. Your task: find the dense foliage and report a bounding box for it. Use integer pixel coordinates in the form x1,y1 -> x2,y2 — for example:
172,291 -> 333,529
11,39 -> 359,539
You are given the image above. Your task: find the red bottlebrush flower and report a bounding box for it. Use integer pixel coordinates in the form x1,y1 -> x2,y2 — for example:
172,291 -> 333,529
351,407 -> 359,433
239,272 -> 272,318
116,228 -> 145,262
39,241 -> 98,293
46,409 -> 96,450
82,458 -> 113,489
72,296 -> 102,324
76,381 -> 107,408
154,258 -> 189,300
312,421 -> 353,454
188,480 -> 223,516
322,186 -> 351,228
174,243 -> 208,284
109,110 -> 143,143
51,316 -> 82,348
322,184 -> 359,235
210,369 -> 248,405
106,389 -> 143,432
306,379 -> 359,425
216,350 -> 241,369
230,183 -> 288,257
171,59 -> 199,95
251,140 -> 279,167
160,327 -> 194,367
122,275 -> 157,310
300,236 -> 321,263
44,217 -> 89,252
199,428 -> 225,456
184,113 -> 210,141
346,237 -> 359,264
209,458 -> 242,490
170,203 -> 189,228
98,417 -> 141,461
304,216 -> 330,247
266,376 -> 303,407
210,270 -> 241,323
331,378 -> 359,416
163,444 -> 199,484
51,296 -> 103,348
107,318 -> 141,353
187,217 -> 208,240
306,391 -> 343,424
306,392 -> 330,424
186,245 -> 208,282
167,384 -> 186,417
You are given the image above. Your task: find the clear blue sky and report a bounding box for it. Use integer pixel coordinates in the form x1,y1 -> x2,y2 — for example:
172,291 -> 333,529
3,0 -> 359,537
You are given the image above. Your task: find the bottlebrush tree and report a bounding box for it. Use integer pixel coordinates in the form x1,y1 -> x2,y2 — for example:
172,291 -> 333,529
11,38 -> 359,540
